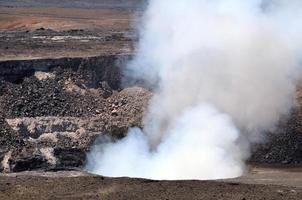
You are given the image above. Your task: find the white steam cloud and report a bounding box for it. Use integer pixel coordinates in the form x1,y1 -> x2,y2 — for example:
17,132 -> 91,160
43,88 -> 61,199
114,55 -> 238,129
86,0 -> 302,180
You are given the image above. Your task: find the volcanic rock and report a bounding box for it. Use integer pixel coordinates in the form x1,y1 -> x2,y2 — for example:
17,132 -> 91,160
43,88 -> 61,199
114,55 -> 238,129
0,56 -> 151,172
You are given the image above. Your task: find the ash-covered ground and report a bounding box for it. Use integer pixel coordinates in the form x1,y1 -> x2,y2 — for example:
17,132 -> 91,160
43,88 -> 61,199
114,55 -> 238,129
0,1 -> 301,199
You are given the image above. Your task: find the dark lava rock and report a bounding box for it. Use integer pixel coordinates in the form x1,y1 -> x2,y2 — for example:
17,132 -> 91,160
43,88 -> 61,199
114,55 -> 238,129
250,110 -> 302,164
10,155 -> 48,172
54,148 -> 86,168
0,56 -> 125,118
0,56 -> 151,172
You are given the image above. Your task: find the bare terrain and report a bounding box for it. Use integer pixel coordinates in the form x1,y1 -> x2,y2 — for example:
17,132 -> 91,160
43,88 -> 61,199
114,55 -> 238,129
0,0 -> 145,9
0,1 -> 301,199
0,6 -> 139,60
0,167 -> 301,200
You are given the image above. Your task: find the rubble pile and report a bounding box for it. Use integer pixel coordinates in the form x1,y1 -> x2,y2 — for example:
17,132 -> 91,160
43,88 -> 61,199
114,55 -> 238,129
0,57 -> 151,172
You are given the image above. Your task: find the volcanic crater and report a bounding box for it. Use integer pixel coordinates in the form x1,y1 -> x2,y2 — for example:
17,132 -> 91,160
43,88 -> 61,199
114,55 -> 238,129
0,1 -> 301,199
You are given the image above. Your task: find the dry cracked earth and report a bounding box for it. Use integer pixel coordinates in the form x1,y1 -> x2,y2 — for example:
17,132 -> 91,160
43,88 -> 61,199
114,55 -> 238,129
0,1 -> 301,199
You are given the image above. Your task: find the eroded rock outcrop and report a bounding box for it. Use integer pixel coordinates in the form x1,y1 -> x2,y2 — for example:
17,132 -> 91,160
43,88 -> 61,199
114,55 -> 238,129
0,56 -> 151,172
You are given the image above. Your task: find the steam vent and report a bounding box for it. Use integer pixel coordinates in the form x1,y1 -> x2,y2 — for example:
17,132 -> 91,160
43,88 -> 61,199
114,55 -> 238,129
0,1 -> 301,199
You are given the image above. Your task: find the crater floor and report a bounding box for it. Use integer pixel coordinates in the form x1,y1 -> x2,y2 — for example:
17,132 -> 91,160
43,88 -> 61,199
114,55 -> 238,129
0,166 -> 301,200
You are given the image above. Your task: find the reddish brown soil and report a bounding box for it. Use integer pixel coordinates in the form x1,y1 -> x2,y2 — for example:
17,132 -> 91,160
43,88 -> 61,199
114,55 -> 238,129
0,6 -> 139,60
0,7 -> 137,31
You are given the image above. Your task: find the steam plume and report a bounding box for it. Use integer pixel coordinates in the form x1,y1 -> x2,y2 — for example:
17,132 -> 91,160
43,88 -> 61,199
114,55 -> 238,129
86,0 -> 302,180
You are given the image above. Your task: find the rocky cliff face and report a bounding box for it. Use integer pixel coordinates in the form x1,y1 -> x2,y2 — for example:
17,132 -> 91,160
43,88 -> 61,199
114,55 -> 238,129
0,55 -> 125,89
0,56 -> 151,172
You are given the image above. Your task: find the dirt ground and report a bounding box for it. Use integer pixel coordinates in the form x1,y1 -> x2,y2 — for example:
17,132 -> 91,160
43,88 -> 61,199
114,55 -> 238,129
0,0 -> 145,9
0,6 -> 139,60
0,166 -> 301,200
0,7 -> 137,31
